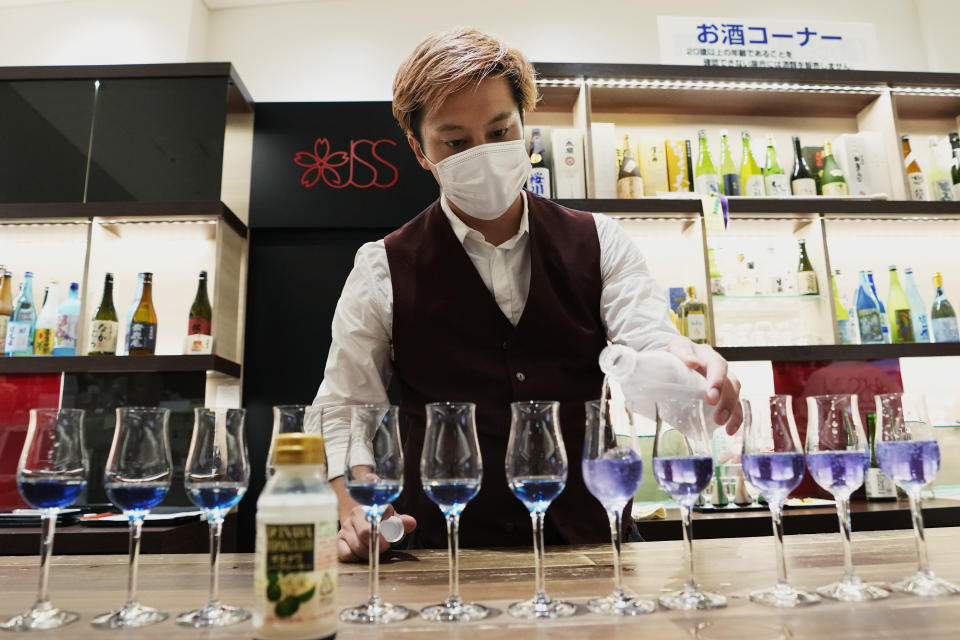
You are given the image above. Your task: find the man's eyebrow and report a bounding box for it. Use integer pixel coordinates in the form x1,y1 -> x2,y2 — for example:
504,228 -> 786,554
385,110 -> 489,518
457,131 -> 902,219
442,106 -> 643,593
436,123 -> 465,132
435,112 -> 513,133
485,111 -> 512,126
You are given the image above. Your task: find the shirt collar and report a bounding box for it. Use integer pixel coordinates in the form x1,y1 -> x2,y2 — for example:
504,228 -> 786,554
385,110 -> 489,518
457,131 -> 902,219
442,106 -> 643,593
440,191 -> 529,248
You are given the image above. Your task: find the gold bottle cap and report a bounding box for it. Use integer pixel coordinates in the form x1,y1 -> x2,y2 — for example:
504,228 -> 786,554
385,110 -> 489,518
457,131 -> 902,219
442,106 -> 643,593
273,433 -> 327,466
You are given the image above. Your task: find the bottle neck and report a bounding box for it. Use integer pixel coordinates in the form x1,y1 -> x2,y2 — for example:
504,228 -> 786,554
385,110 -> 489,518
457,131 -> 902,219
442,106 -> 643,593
140,282 -> 153,304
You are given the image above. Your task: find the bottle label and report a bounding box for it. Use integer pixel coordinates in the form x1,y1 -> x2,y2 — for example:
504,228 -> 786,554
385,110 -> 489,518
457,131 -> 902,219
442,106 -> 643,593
743,175 -> 764,197
933,316 -> 960,342
791,177 -> 817,196
89,320 -> 118,354
865,468 -> 898,499
0,316 -> 7,349
188,317 -> 212,336
822,181 -> 849,196
255,521 -> 337,637
33,328 -> 54,355
694,174 -> 719,195
721,173 -> 741,196
54,314 -> 79,350
617,176 -> 644,199
858,309 -> 884,343
127,321 -> 157,352
838,319 -> 856,345
914,312 -> 930,342
184,333 -> 213,354
893,309 -> 915,342
4,320 -> 30,354
932,178 -> 955,201
687,313 -> 707,341
764,173 -> 790,197
797,271 -> 819,295
527,167 -> 551,198
908,172 -> 928,201
710,276 -> 726,296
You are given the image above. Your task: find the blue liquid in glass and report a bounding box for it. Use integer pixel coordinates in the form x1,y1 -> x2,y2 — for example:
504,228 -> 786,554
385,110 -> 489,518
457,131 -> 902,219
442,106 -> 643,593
582,448 -> 643,510
742,452 -> 805,500
876,440 -> 940,488
424,479 -> 480,515
105,482 -> 169,512
347,482 -> 402,507
806,451 -> 869,498
187,482 -> 246,511
18,478 -> 86,509
652,456 -> 713,505
508,475 -> 565,513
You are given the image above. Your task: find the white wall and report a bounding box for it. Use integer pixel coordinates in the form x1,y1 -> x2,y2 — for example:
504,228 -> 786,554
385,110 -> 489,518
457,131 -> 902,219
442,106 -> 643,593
0,0 -> 957,101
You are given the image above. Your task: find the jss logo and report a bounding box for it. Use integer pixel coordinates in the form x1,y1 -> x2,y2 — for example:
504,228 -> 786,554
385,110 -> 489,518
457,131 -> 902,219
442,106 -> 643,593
294,137 -> 399,189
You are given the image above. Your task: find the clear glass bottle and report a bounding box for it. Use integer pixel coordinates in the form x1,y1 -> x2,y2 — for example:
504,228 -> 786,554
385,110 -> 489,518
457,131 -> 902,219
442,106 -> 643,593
254,434 -> 338,640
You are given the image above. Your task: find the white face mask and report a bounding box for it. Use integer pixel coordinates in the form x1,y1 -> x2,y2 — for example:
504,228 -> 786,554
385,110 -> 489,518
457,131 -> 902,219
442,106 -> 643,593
422,138 -> 530,220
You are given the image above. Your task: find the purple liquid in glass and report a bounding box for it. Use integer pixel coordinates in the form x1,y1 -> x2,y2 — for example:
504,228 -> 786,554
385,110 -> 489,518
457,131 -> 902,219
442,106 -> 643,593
876,440 -> 940,488
806,451 -> 869,498
652,456 -> 712,505
583,448 -> 643,510
742,452 -> 805,500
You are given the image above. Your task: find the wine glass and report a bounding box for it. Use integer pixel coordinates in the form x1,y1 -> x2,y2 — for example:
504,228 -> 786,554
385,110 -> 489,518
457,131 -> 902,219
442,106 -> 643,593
419,402 -> 488,622
266,405 -> 308,478
505,400 -> 575,619
339,404 -> 411,624
1,408 -> 87,631
177,408 -> 251,627
741,396 -> 820,607
652,398 -> 726,610
875,392 -> 959,596
582,399 -> 655,616
92,407 -> 173,629
805,394 -> 889,601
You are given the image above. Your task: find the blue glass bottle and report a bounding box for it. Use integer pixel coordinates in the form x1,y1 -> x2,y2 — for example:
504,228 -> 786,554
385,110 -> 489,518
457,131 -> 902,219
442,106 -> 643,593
53,282 -> 81,356
856,270 -> 884,344
903,268 -> 930,343
867,271 -> 891,344
4,272 -> 36,356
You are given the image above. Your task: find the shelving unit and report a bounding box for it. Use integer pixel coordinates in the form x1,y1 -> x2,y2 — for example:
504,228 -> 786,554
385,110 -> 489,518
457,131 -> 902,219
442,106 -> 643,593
0,354 -> 241,377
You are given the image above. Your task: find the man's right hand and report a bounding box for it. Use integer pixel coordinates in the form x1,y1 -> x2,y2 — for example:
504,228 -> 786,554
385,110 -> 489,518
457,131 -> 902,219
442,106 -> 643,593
336,503 -> 417,562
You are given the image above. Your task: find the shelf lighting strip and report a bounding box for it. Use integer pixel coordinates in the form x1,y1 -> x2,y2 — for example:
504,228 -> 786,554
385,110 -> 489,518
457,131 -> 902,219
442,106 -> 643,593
539,77 -> 882,94
92,218 -> 218,226
535,78 -> 582,87
0,220 -> 90,227
828,216 -> 959,223
891,87 -> 960,96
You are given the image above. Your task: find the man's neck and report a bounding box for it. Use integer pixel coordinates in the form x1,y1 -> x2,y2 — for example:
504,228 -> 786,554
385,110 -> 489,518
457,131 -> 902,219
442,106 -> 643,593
446,193 -> 524,246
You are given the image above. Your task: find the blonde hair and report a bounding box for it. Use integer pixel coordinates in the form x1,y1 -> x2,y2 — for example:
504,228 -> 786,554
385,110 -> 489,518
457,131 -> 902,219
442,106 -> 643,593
392,27 -> 538,140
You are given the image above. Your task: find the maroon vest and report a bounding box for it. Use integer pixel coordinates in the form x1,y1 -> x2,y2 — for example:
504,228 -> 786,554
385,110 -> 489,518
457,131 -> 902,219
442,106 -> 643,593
385,192 -> 619,548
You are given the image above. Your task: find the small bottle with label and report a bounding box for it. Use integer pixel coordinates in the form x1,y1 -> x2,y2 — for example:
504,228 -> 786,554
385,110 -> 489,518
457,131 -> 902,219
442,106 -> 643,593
89,273 -> 118,355
33,281 -> 59,356
127,272 -> 157,356
681,286 -> 709,345
254,434 -> 338,640
53,282 -> 81,356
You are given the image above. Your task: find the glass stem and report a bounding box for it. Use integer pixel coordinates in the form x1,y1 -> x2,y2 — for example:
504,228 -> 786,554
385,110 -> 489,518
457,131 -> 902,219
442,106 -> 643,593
367,512 -> 382,605
608,508 -> 624,595
126,516 -> 145,606
680,504 -> 697,591
531,511 -> 548,601
207,514 -> 224,607
446,513 -> 461,604
34,510 -> 57,606
836,497 -> 855,582
770,501 -> 789,586
908,487 -> 931,575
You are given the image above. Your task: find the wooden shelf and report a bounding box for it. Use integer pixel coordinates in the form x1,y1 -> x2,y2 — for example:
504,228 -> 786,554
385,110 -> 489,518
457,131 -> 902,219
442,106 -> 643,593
555,198 -> 960,217
717,343 -> 960,362
0,201 -> 247,237
0,354 -> 241,377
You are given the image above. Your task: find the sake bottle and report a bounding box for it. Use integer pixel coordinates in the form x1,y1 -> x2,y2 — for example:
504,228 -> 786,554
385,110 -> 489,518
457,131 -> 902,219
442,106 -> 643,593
718,130 -> 740,196
886,266 -> 914,343
33,281 -> 59,356
763,134 -> 790,196
931,272 -> 960,343
89,273 -> 119,355
902,136 -> 928,201
4,272 -> 36,356
820,139 -> 850,196
0,270 -> 12,353
694,130 -> 719,195
127,272 -> 157,355
188,271 -> 213,337
790,136 -> 817,196
739,131 -> 764,197
52,282 -> 81,356
617,135 -> 644,198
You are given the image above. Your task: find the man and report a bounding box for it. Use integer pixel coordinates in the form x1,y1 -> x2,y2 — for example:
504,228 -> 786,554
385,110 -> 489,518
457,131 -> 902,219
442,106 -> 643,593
315,28 -> 742,562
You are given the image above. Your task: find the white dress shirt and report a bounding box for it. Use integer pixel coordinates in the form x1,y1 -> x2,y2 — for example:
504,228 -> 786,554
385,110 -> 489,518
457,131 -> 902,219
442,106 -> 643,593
313,191 -> 679,478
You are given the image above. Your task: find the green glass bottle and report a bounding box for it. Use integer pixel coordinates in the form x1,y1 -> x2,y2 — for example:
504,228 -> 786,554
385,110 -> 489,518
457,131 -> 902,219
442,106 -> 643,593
796,240 -> 819,295
694,130 -> 719,196
763,134 -> 789,196
820,139 -> 850,196
887,266 -> 914,343
718,130 -> 740,196
188,271 -> 213,336
88,273 -> 118,355
739,131 -> 764,196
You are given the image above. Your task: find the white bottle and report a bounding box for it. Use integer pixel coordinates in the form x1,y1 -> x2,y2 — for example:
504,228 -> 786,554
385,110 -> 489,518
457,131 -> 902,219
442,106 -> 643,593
33,282 -> 60,355
928,136 -> 955,201
598,344 -> 707,411
254,434 -> 338,640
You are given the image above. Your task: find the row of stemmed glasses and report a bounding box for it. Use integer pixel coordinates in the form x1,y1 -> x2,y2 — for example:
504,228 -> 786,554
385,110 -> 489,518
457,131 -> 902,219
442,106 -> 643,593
2,406 -> 250,632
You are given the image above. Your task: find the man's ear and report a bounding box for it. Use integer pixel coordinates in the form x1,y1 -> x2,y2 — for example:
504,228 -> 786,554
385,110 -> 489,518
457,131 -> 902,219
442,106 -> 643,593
408,135 -> 431,171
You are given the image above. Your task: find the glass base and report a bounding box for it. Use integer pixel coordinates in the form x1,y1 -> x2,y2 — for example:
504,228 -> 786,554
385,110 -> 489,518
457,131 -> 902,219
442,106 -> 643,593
340,597 -> 411,624
90,602 -> 168,629
817,576 -> 889,602
658,586 -> 727,611
891,570 -> 960,597
749,583 -> 821,608
0,601 -> 80,631
175,602 -> 251,628
507,593 -> 577,619
586,590 -> 656,616
419,597 -> 489,623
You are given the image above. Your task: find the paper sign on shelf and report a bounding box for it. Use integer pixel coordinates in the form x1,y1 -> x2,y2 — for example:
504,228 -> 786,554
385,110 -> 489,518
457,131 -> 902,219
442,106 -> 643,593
702,194 -> 728,232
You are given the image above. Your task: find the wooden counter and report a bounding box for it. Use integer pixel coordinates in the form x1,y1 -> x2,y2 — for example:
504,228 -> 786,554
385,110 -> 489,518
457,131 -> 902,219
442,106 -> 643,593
2,527 -> 960,638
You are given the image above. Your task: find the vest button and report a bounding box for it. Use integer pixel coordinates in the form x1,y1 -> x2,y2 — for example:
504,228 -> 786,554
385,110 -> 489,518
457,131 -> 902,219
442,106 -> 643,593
515,372 -> 525,382
502,340 -> 510,350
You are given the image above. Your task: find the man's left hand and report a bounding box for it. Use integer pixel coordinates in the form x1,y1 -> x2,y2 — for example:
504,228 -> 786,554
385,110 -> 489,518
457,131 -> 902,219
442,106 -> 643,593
667,336 -> 742,435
